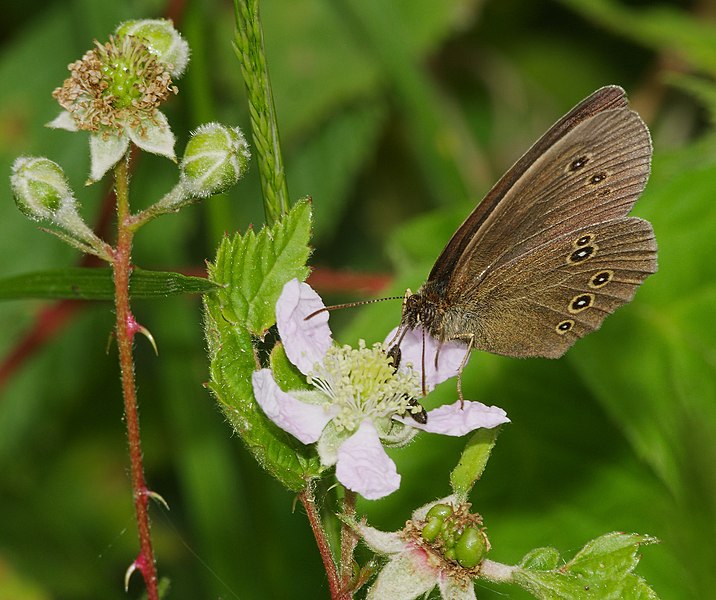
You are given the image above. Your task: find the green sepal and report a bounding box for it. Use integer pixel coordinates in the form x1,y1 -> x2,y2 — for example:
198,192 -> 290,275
450,426 -> 501,498
0,267 -> 219,301
513,532 -> 660,599
270,343 -> 312,392
204,199 -> 320,491
210,198 -> 311,335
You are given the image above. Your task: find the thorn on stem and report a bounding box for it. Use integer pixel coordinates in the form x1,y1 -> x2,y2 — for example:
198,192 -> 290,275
146,489 -> 170,511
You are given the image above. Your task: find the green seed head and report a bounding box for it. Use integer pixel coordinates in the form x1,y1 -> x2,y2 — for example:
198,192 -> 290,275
455,527 -> 488,568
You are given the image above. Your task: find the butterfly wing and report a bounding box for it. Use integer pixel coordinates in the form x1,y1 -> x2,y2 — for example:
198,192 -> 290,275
427,86 -> 655,357
429,85 -> 639,284
444,217 -> 657,357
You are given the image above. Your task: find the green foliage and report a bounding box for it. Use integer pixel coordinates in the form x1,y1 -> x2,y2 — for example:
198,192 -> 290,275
204,199 -> 320,492
208,198 -> 312,335
513,533 -> 659,600
1,0 -> 715,598
450,426 -> 501,498
0,267 -> 218,300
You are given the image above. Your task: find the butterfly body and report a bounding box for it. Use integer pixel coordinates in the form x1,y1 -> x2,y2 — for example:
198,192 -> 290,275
399,86 -> 658,360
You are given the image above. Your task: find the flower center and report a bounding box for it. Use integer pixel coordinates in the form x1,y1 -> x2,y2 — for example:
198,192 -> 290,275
52,35 -> 177,133
308,341 -> 421,432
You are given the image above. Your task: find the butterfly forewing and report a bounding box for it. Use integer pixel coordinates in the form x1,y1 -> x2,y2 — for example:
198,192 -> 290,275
446,105 -> 651,296
428,85 -> 631,285
404,85 -> 657,360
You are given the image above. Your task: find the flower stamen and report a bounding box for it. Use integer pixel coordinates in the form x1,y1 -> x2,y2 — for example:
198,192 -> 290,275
308,341 -> 421,432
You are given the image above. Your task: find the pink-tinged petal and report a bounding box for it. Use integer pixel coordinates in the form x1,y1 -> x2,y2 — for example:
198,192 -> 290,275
385,326 -> 467,391
276,279 -> 332,375
251,369 -> 332,444
336,421 -> 400,500
404,400 -> 509,436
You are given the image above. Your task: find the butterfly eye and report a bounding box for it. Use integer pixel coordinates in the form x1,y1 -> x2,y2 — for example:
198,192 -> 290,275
569,293 -> 595,313
588,171 -> 608,185
567,244 -> 597,264
567,155 -> 590,172
589,270 -> 613,288
575,234 -> 594,246
556,320 -> 575,334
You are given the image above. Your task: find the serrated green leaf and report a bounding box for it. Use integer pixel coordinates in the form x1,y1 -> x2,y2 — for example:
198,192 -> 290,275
568,533 -> 658,579
210,198 -> 312,335
0,267 -> 219,301
520,547 -> 562,571
450,426 -> 501,497
204,200 -> 320,491
513,532 -> 659,600
621,574 -> 659,600
205,311 -> 321,492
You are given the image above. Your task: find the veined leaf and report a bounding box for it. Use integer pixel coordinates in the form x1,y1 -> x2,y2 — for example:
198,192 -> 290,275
513,532 -> 659,600
210,198 -> 312,335
204,199 -> 319,492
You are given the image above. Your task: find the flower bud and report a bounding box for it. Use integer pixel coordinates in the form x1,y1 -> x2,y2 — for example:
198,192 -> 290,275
11,156 -> 74,221
11,156 -> 106,255
180,123 -> 250,198
116,19 -> 189,77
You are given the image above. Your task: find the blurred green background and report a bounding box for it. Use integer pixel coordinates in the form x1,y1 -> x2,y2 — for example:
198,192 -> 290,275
1,0 -> 715,598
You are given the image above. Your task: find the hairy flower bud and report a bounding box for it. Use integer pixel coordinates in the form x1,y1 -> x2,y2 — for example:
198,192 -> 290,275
180,123 -> 250,198
11,156 -> 107,256
11,157 -> 75,221
116,19 -> 189,77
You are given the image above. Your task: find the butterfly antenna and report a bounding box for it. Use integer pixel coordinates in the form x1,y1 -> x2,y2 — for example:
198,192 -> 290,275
304,295 -> 404,321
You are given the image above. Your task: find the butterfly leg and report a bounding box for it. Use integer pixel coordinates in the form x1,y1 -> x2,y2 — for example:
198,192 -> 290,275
455,334 -> 475,407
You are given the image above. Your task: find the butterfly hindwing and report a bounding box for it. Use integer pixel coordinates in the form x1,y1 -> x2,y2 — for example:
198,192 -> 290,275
447,217 -> 657,357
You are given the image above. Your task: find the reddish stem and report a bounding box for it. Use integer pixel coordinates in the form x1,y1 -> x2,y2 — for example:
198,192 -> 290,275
299,488 -> 348,600
340,490 -> 358,590
112,156 -> 159,600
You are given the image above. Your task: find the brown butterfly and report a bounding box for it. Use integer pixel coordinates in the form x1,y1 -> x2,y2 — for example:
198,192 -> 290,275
392,86 -> 657,388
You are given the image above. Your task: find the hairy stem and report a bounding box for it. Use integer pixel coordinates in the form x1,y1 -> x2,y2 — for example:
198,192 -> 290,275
340,489 -> 358,588
299,487 -> 345,599
233,0 -> 290,225
113,155 -> 159,600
